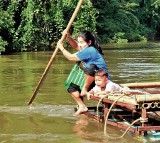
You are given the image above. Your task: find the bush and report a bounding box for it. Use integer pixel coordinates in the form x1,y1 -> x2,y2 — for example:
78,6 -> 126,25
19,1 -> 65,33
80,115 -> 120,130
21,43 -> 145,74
0,37 -> 7,53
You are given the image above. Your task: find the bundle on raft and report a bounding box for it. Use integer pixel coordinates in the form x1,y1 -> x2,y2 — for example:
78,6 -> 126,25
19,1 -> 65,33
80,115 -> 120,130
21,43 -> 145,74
99,93 -> 160,104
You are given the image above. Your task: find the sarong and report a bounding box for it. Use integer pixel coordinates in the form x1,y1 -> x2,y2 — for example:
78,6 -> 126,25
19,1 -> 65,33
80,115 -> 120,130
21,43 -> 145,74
64,62 -> 85,90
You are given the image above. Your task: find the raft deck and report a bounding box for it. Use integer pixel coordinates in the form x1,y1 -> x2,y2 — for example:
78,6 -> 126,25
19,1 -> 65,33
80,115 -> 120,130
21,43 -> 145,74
83,82 -> 160,136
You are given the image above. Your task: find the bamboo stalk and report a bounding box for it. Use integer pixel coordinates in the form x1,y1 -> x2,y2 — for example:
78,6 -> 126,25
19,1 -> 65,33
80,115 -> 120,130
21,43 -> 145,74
120,82 -> 160,88
28,0 -> 84,105
107,95 -> 137,105
135,94 -> 160,103
97,93 -> 160,104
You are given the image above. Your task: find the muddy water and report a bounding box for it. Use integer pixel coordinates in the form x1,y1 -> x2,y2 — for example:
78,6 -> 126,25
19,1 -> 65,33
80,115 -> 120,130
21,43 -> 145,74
0,42 -> 160,143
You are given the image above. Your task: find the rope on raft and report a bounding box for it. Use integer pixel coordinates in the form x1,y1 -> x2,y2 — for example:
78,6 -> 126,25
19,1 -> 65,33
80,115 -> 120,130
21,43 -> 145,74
96,90 -> 133,119
104,93 -> 126,138
96,94 -> 108,118
95,90 -> 149,139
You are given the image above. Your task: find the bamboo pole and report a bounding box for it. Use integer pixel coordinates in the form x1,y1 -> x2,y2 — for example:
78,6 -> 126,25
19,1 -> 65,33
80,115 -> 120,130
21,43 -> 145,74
120,82 -> 160,88
28,0 -> 84,105
135,94 -> 160,103
107,95 -> 137,105
95,93 -> 160,104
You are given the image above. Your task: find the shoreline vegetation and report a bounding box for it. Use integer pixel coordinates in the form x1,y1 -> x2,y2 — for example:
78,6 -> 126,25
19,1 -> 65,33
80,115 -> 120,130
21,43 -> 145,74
102,40 -> 160,49
0,0 -> 160,54
1,41 -> 160,55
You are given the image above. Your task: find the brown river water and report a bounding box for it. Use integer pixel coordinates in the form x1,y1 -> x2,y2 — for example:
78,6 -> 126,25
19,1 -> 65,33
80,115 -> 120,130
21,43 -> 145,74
0,42 -> 160,143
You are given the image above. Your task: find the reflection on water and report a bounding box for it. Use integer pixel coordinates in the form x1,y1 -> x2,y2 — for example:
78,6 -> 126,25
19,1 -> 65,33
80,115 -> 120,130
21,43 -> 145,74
73,115 -> 105,142
0,42 -> 160,142
73,115 -> 143,143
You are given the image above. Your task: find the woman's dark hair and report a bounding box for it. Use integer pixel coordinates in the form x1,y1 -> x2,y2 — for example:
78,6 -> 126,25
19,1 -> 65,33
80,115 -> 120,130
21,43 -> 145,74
78,31 -> 104,55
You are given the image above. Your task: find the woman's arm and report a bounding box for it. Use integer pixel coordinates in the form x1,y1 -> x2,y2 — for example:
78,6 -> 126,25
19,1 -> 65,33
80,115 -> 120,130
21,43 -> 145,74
66,34 -> 78,50
57,40 -> 80,61
63,30 -> 78,50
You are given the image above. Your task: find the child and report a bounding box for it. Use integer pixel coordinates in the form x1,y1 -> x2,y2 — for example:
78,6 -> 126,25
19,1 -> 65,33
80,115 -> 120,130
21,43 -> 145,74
87,69 -> 123,100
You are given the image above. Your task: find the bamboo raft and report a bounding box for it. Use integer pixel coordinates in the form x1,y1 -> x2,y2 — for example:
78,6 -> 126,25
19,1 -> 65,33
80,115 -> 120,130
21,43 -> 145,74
82,82 -> 160,138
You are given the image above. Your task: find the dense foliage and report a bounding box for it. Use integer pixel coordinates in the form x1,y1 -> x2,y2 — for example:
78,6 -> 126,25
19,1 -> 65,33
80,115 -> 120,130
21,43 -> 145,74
0,0 -> 160,54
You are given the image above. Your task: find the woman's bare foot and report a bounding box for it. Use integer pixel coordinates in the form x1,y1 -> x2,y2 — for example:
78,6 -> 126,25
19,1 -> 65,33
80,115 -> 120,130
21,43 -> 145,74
73,107 -> 88,116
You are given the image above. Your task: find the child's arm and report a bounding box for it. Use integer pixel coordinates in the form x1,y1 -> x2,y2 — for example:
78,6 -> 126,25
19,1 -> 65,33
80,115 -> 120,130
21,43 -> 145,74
94,90 -> 109,96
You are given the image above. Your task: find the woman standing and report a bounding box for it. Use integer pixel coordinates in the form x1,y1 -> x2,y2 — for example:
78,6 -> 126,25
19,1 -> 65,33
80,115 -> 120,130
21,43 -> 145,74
57,30 -> 110,116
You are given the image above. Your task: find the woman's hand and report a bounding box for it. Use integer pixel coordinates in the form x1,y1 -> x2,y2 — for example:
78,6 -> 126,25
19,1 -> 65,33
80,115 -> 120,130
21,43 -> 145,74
57,40 -> 64,51
62,29 -> 78,49
81,88 -> 88,97
62,29 -> 70,39
87,93 -> 93,100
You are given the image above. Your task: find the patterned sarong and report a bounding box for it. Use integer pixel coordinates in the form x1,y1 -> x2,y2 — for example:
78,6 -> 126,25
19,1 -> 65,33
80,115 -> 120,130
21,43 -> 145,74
64,62 -> 85,90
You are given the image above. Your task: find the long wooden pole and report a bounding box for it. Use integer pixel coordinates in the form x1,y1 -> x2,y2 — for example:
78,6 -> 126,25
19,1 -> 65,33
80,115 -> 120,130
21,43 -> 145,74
28,0 -> 84,105
120,82 -> 160,88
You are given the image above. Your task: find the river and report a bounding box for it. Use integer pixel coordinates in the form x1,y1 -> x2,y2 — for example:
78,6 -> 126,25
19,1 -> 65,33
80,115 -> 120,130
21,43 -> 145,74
0,42 -> 160,143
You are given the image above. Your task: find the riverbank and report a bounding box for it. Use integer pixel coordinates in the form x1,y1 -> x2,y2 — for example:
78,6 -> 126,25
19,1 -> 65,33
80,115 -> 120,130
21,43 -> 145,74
101,41 -> 160,49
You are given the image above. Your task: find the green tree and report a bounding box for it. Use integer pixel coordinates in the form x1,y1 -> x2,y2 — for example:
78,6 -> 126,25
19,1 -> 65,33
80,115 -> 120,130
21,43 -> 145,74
0,0 -> 160,54
0,0 -> 18,53
93,0 -> 147,43
12,0 -> 97,52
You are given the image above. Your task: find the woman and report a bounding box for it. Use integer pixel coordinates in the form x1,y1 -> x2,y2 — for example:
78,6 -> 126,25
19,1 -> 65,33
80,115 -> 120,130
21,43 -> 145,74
57,30 -> 110,116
